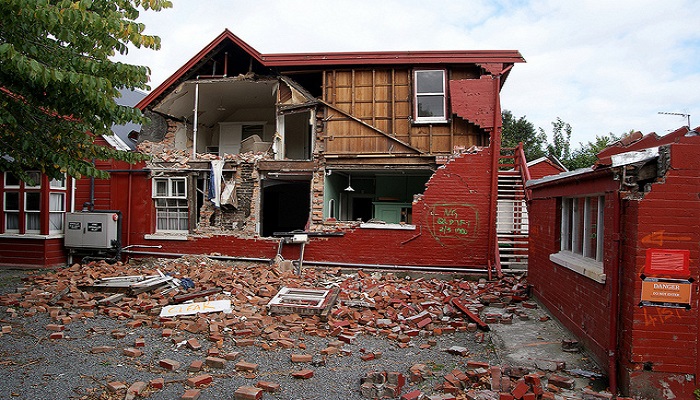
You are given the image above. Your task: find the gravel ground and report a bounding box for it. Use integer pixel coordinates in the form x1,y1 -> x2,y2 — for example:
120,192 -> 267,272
0,268 -> 498,400
0,266 -> 601,400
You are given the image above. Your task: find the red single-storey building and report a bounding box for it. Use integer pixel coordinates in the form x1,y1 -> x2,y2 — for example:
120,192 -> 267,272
527,126 -> 700,399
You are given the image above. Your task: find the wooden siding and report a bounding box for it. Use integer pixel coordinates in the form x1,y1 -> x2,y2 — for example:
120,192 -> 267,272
322,68 -> 486,156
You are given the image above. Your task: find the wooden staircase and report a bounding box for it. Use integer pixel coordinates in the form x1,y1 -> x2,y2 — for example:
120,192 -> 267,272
496,145 -> 530,272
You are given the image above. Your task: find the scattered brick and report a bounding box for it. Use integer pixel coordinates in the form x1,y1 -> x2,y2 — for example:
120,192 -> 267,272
189,360 -> 204,372
206,356 -> 226,369
291,369 -> 314,379
45,324 -> 64,331
181,388 -> 201,400
127,381 -> 147,396
235,361 -> 259,372
187,338 -> 202,350
49,332 -> 64,339
256,380 -> 281,392
290,353 -> 313,363
548,374 -> 575,390
186,374 -> 213,387
401,389 -> 425,400
159,358 -> 181,371
107,381 -> 126,393
123,347 -> 143,357
91,346 -> 114,354
234,385 -> 263,400
149,378 -> 164,389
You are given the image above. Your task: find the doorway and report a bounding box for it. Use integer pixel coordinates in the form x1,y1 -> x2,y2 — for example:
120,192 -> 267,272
261,178 -> 310,237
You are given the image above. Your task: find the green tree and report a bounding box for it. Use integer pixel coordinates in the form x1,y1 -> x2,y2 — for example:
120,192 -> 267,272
0,0 -> 172,183
567,133 -> 621,170
546,117 -> 572,163
501,110 -> 547,161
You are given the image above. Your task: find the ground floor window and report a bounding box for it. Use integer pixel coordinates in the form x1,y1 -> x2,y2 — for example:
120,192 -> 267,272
561,195 -> 604,261
1,171 -> 66,235
153,177 -> 188,232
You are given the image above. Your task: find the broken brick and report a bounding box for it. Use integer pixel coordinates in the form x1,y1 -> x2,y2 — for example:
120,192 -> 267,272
149,378 -> 164,389
127,381 -> 147,396
107,381 -> 126,393
401,389 -> 425,400
290,353 -> 313,363
234,385 -> 263,400
189,360 -> 203,372
548,374 -> 575,390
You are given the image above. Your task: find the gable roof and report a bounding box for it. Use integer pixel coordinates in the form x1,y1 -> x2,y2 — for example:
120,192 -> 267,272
137,29 -> 525,110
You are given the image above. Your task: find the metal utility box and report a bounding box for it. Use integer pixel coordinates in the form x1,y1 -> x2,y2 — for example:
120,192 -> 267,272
64,212 -> 119,249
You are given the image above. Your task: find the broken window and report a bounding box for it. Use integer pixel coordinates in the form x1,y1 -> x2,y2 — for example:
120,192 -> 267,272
414,70 -> 447,123
153,177 -> 188,233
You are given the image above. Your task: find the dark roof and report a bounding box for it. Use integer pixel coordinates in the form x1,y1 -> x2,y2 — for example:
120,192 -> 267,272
111,88 -> 146,150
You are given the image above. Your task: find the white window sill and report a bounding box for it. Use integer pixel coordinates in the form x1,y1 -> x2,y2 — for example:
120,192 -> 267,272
360,223 -> 416,231
0,233 -> 65,239
550,251 -> 606,284
144,233 -> 188,241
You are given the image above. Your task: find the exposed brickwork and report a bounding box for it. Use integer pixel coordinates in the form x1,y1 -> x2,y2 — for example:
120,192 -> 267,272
529,138 -> 700,399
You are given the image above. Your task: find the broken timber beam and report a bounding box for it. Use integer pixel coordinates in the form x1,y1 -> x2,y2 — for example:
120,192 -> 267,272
451,298 -> 490,331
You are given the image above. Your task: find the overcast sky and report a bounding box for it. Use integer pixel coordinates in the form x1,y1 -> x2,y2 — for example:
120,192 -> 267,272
117,0 -> 700,148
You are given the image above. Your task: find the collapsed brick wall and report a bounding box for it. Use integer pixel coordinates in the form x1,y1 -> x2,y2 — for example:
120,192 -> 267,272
618,141 -> 700,398
195,162 -> 258,237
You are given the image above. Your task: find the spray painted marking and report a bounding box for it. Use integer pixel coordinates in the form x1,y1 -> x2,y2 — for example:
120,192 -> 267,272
428,203 -> 479,246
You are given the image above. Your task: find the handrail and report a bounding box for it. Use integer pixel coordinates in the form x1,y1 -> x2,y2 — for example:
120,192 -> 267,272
514,142 -> 532,201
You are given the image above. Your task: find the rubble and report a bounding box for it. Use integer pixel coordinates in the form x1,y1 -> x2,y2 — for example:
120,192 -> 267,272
0,256 -> 615,399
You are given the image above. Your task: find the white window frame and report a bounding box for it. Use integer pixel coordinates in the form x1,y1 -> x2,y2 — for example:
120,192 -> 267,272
24,191 -> 41,234
50,174 -> 66,189
4,191 -> 20,233
551,195 -> 605,283
49,192 -> 65,233
4,172 -> 20,188
25,171 -> 41,189
153,177 -> 188,233
413,69 -> 448,124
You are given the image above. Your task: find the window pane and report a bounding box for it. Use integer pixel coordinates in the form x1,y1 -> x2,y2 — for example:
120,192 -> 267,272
155,180 -> 168,197
50,175 -> 66,189
172,179 -> 186,197
26,213 -> 40,231
4,173 -> 19,187
5,192 -> 19,210
25,192 -> 41,211
416,71 -> 444,93
417,95 -> 445,118
5,213 -> 19,230
50,193 -> 65,212
26,171 -> 41,188
50,213 -> 64,231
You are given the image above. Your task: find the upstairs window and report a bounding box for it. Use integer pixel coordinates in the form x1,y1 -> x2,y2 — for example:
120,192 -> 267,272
153,177 -> 188,233
414,70 -> 447,123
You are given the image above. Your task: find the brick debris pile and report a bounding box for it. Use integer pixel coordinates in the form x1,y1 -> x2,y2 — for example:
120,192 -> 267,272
0,256 -> 618,400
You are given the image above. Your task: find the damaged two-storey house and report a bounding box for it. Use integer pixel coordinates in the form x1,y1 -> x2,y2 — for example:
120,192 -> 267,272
2,29 -> 530,272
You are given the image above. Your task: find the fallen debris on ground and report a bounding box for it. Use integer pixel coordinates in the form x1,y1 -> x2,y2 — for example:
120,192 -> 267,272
0,256 -> 613,399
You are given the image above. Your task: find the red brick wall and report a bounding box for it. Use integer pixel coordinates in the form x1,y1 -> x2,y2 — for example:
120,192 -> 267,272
530,138 -> 700,398
618,141 -> 700,397
527,192 -> 613,367
76,149 -> 495,269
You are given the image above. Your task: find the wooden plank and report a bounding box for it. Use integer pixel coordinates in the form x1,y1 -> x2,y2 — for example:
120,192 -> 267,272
452,298 -> 490,331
